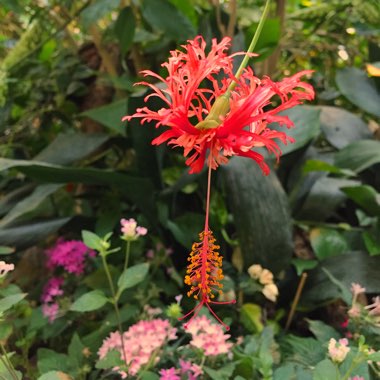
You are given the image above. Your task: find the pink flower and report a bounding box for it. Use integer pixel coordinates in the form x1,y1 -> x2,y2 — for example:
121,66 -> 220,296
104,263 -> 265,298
120,218 -> 148,241
328,338 -> 350,363
98,319 -> 177,377
0,261 -> 14,277
124,36 -> 314,174
351,283 -> 366,299
159,367 -> 180,380
46,239 -> 95,276
179,359 -> 203,379
187,315 -> 232,356
348,304 -> 361,318
42,302 -> 59,323
349,377 -> 364,380
41,277 -> 64,303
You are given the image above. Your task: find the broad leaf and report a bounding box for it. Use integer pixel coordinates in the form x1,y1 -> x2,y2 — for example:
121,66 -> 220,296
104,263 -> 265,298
115,7 -> 135,55
95,349 -> 124,369
336,67 -> 380,117
312,359 -> 337,380
118,263 -> 149,293
319,106 -> 371,149
341,185 -> 380,216
310,228 -> 349,260
141,0 -> 195,40
335,140 -> 380,173
0,218 -> 70,248
240,303 -> 263,334
0,293 -> 26,313
81,99 -> 127,134
38,372 -> 72,380
34,133 -> 109,165
307,319 -> 340,343
70,290 -> 108,312
81,230 -> 103,251
0,184 -> 62,228
37,348 -> 70,373
222,157 -> 293,274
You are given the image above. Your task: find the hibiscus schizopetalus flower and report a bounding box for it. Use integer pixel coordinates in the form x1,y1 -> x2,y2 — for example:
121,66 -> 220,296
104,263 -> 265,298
125,36 -> 314,328
124,36 -> 314,175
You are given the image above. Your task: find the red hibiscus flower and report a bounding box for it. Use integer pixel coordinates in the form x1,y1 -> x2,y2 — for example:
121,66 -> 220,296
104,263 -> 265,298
124,36 -> 314,174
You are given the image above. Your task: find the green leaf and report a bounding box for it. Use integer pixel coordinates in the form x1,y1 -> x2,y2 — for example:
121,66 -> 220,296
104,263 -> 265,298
81,230 -> 103,251
115,7 -> 135,55
307,319 -> 340,343
141,0 -> 195,40
34,133 -> 109,166
81,0 -> 120,28
319,106 -> 371,149
0,184 -> 62,228
139,372 -> 160,380
0,293 -> 26,313
68,334 -> 85,369
312,359 -> 337,380
167,213 -> 204,249
70,290 -> 108,312
81,99 -> 127,134
368,351 -> 380,361
204,363 -> 236,380
240,303 -> 263,334
37,348 -> 70,373
222,157 -> 293,274
169,0 -> 198,26
363,229 -> 380,256
0,158 -> 157,224
310,228 -> 349,260
270,106 -> 321,156
341,185 -> 380,216
335,140 -> 380,173
274,363 -> 312,380
291,259 -> 318,276
0,246 -> 14,255
336,67 -> 380,117
37,371 -> 72,380
118,263 -> 149,294
0,218 -> 70,248
95,349 -> 124,369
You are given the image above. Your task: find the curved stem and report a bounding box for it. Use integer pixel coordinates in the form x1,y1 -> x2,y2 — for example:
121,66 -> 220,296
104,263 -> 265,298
227,0 -> 271,93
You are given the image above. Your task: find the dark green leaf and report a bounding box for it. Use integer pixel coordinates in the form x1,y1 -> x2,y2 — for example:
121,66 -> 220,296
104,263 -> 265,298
274,363 -> 312,380
302,252 -> 380,306
81,0 -> 120,28
203,363 -> 236,380
0,246 -> 14,255
167,213 -> 204,249
335,140 -> 380,173
307,319 -> 340,343
70,290 -> 108,312
363,229 -> 380,256
312,359 -> 337,380
319,106 -> 371,149
34,133 -> 109,166
0,218 -> 70,248
303,160 -> 354,176
169,0 -> 198,26
118,263 -> 149,293
95,349 -> 123,369
0,184 -> 62,228
0,293 -> 26,313
81,99 -> 127,134
115,7 -> 135,55
310,228 -> 349,260
336,68 -> 380,117
222,158 -> 293,274
68,334 -> 85,369
270,106 -> 320,156
139,372 -> 160,380
341,185 -> 380,216
291,259 -> 318,276
141,0 -> 195,40
37,348 -> 70,373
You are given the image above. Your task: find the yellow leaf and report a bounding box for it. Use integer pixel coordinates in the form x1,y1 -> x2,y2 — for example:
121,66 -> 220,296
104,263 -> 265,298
366,63 -> 380,77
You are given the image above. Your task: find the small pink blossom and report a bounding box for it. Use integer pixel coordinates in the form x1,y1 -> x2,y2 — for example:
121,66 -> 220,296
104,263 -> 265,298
187,315 -> 232,356
159,367 -> 180,380
98,319 -> 177,377
46,238 -> 95,276
349,377 -> 364,380
328,338 -> 350,363
348,304 -> 361,318
351,283 -> 366,299
120,218 -> 148,241
41,277 -> 64,303
42,302 -> 59,323
0,261 -> 14,277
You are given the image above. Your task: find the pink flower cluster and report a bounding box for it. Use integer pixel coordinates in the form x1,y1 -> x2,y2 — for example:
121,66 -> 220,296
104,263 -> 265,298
186,315 -> 232,356
98,319 -> 177,377
328,338 -> 350,363
120,218 -> 147,241
46,238 -> 95,276
41,277 -> 64,322
159,360 -> 203,380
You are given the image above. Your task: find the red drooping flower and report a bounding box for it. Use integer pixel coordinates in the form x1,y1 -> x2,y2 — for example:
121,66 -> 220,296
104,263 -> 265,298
124,36 -> 314,174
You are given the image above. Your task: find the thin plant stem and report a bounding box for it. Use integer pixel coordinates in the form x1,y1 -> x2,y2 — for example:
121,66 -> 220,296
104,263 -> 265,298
204,160 -> 213,231
285,272 -> 308,331
124,241 -> 131,271
100,253 -> 127,364
0,343 -> 19,380
227,0 -> 271,93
